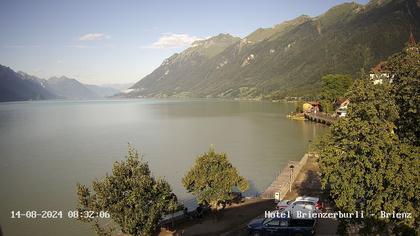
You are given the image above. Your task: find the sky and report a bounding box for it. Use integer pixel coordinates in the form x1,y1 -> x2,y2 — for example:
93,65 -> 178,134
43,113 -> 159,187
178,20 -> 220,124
0,0 -> 369,85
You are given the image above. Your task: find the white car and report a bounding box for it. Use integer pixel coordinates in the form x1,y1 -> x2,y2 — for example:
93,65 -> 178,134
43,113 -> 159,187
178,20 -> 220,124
277,196 -> 323,212
276,200 -> 293,211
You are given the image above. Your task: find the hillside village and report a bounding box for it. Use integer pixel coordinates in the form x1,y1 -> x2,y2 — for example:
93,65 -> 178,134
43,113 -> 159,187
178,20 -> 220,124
288,32 -> 417,125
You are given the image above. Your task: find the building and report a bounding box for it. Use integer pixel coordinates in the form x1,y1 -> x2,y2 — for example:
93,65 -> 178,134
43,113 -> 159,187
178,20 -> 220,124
335,99 -> 349,117
369,61 -> 389,84
408,31 -> 416,48
369,32 -> 416,85
302,102 -> 321,113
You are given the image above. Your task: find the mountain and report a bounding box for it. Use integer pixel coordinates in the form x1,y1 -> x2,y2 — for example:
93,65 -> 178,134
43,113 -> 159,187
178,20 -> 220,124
125,0 -> 420,99
39,76 -> 100,99
45,76 -> 122,99
0,65 -> 58,102
84,84 -> 120,97
127,33 -> 241,98
0,67 -> 121,102
100,83 -> 134,92
26,74 -> 121,99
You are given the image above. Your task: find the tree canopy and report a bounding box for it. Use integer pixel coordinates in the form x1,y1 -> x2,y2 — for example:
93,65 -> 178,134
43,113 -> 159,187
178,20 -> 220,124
386,43 -> 420,146
76,145 -> 179,236
320,74 -> 353,102
316,44 -> 420,234
182,147 -> 249,209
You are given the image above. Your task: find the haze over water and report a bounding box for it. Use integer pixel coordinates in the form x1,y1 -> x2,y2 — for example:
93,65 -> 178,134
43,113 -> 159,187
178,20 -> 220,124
0,99 -> 326,235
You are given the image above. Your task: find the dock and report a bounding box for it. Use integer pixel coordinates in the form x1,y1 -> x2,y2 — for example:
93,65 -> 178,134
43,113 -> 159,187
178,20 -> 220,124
260,153 -> 311,200
304,112 -> 337,125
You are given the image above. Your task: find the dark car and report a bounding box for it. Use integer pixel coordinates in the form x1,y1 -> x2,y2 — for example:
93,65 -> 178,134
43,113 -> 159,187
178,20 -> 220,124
247,217 -> 315,236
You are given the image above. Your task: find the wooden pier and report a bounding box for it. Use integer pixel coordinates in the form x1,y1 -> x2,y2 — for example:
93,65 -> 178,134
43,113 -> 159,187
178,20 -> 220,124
261,154 -> 311,200
304,112 -> 337,125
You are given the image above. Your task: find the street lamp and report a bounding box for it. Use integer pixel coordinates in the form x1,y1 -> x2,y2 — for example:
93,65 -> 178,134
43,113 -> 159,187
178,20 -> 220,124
289,164 -> 295,192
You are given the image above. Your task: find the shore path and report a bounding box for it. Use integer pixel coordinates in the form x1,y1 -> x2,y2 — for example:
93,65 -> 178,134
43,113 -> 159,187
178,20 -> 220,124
159,154 -> 338,236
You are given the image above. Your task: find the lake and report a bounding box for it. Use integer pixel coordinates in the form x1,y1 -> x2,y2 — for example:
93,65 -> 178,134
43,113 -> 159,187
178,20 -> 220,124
0,99 -> 326,235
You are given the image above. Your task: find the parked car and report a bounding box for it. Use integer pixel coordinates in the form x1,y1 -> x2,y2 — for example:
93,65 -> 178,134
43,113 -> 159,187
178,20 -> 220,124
276,200 -> 293,211
279,196 -> 323,214
247,216 -> 316,236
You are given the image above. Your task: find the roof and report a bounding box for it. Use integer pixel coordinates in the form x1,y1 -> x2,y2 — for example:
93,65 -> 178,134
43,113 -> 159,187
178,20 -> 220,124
306,101 -> 320,106
335,98 -> 347,104
408,32 -> 416,47
335,98 -> 349,107
371,61 -> 388,74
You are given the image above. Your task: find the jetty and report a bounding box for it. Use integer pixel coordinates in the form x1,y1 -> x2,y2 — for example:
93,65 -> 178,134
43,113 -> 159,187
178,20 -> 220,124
304,112 -> 337,125
261,153 -> 312,200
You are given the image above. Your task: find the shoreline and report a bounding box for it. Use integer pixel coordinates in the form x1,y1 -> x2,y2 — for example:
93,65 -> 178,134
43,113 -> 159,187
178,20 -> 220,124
0,96 -> 302,105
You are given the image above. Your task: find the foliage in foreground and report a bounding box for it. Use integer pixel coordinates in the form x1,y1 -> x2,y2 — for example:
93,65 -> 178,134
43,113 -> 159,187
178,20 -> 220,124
316,44 -> 420,234
182,146 -> 249,210
76,145 -> 179,236
386,43 -> 420,146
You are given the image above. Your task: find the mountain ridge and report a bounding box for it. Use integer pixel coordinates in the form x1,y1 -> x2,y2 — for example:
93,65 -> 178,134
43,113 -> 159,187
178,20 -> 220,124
0,67 -> 121,102
0,65 -> 58,102
124,0 -> 419,99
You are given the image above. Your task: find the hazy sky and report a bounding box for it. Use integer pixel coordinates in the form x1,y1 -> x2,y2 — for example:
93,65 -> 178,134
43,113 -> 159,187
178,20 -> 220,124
0,0 -> 369,85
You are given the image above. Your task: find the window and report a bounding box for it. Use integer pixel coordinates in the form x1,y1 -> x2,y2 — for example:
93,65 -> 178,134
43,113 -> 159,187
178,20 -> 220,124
279,219 -> 288,227
290,219 -> 315,227
293,201 -> 314,207
265,219 -> 280,226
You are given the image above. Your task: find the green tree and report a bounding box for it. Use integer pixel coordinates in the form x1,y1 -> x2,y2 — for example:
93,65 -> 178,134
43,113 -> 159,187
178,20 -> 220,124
320,100 -> 334,114
295,100 -> 304,113
320,74 -> 353,113
76,145 -> 179,236
317,77 -> 419,234
182,146 -> 249,210
386,43 -> 420,146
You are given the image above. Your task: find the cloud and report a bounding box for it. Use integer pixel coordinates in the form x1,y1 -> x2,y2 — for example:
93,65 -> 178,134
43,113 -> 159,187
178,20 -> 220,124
144,33 -> 203,49
78,33 -> 110,41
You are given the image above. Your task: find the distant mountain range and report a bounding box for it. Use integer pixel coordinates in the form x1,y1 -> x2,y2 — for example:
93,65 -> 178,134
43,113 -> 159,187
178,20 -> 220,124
0,65 -> 58,102
100,83 -> 134,92
2,0 -> 418,102
0,65 -> 120,102
122,0 -> 420,99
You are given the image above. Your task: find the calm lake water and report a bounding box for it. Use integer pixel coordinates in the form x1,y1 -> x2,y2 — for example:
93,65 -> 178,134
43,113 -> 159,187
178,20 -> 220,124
0,99 -> 326,235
